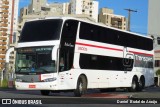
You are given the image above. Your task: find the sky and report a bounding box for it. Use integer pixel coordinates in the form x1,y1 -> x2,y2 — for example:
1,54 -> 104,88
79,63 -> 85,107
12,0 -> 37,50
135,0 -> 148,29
19,0 -> 148,35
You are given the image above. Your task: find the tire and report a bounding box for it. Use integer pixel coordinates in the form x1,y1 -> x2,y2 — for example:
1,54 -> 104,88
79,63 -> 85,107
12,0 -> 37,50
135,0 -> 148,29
40,90 -> 50,96
128,77 -> 138,92
74,75 -> 87,97
137,78 -> 145,91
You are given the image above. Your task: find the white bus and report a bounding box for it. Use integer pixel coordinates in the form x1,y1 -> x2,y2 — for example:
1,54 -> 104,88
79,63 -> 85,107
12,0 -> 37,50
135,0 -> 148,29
14,17 -> 154,97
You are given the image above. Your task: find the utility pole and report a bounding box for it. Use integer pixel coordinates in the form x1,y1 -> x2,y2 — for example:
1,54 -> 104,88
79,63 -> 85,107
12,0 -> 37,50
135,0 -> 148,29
124,9 -> 137,31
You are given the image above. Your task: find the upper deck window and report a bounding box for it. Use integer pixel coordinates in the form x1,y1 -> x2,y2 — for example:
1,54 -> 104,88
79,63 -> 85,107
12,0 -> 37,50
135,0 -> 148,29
19,19 -> 63,42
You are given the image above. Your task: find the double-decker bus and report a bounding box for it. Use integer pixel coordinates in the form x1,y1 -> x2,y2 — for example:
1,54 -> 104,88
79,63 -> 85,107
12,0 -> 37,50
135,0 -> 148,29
14,17 -> 154,97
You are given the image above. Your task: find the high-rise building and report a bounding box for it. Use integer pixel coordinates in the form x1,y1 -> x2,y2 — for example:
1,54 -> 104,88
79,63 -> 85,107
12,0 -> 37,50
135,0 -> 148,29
148,0 -> 160,38
99,8 -> 127,30
70,0 -> 99,22
28,0 -> 47,14
0,0 -> 19,70
18,0 -> 96,28
148,0 -> 160,77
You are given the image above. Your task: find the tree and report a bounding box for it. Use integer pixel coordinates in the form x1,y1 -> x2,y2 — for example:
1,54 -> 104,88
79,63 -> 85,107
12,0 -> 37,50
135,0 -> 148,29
156,69 -> 160,76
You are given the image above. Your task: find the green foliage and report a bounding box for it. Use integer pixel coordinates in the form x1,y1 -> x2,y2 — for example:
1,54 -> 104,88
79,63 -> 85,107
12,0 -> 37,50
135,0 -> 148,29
0,79 -> 8,88
156,69 -> 160,76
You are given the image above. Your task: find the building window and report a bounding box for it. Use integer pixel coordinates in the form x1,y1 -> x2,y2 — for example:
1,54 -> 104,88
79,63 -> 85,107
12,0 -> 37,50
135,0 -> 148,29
82,9 -> 85,12
155,60 -> 160,67
90,11 -> 92,13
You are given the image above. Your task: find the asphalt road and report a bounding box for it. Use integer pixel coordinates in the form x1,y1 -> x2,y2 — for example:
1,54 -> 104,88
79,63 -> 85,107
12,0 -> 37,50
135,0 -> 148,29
0,87 -> 160,107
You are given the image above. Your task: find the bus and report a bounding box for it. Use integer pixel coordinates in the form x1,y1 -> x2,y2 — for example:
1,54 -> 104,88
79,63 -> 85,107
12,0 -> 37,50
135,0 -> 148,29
14,17 -> 154,97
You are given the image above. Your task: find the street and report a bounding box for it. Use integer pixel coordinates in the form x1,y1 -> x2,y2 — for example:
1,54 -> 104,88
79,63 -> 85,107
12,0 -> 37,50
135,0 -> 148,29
0,86 -> 160,107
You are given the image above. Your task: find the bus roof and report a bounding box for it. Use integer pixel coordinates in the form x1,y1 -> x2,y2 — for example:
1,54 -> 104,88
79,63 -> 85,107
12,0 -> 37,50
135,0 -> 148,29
26,17 -> 152,40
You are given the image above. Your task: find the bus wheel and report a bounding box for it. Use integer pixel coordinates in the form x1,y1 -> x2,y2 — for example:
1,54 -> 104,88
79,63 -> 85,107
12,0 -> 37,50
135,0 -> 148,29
74,75 -> 87,97
128,77 -> 138,92
40,90 -> 50,96
137,78 -> 145,91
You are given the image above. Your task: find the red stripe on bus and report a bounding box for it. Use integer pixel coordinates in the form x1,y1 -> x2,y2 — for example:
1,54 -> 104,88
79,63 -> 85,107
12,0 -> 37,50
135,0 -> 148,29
129,51 -> 153,57
76,42 -> 153,56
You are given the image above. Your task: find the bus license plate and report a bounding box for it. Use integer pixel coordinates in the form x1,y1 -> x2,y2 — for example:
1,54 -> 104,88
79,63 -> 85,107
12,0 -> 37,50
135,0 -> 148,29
29,85 -> 36,88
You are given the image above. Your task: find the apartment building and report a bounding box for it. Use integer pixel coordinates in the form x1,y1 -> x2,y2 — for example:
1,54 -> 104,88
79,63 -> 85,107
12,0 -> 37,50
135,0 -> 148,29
19,0 -> 97,29
0,0 -> 19,71
99,8 -> 127,30
70,0 -> 98,22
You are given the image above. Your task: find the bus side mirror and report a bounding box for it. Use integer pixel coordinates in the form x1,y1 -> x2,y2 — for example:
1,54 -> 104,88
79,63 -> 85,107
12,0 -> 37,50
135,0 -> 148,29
52,45 -> 59,61
6,47 -> 14,63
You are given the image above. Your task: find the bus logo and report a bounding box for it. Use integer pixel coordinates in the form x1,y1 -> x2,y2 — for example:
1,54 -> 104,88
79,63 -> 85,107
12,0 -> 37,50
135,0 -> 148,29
31,78 -> 34,82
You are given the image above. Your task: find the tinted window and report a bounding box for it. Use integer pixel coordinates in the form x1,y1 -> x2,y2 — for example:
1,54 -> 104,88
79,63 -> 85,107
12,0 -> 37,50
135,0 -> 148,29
19,19 -> 63,42
79,54 -> 134,71
61,20 -> 79,39
79,22 -> 153,51
59,20 -> 79,72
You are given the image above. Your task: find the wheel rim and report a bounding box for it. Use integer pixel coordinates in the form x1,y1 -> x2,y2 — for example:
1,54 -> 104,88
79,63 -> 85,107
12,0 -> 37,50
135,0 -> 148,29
132,81 -> 136,90
139,81 -> 142,87
79,81 -> 83,94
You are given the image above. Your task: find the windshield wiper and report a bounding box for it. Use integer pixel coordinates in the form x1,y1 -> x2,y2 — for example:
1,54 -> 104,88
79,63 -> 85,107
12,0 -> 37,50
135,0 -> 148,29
17,67 -> 31,72
38,68 -> 50,73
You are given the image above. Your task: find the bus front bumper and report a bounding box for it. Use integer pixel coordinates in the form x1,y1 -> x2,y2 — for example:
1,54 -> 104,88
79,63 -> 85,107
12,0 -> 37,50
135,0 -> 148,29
15,81 -> 58,90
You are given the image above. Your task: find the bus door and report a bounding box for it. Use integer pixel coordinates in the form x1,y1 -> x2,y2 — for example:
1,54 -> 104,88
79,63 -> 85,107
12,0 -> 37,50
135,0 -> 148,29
123,47 -> 134,73
58,20 -> 79,84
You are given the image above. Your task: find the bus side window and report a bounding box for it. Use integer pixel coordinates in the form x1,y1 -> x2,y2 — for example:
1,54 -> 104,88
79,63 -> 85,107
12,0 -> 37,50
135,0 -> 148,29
60,57 -> 64,71
59,51 -> 74,72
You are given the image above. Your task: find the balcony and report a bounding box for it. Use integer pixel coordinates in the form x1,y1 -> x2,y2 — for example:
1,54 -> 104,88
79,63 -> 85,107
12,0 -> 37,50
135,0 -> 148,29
0,27 -> 7,31
0,46 -> 6,50
0,14 -> 8,18
0,37 -> 7,40
0,9 -> 9,13
0,31 -> 7,36
2,1 -> 9,5
0,55 -> 5,59
0,18 -> 8,23
0,23 -> 8,27
0,5 -> 9,9
0,41 -> 7,45
0,60 -> 5,63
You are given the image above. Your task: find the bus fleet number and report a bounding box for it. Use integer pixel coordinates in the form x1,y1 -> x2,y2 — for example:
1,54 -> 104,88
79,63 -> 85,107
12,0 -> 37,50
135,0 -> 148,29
78,47 -> 87,51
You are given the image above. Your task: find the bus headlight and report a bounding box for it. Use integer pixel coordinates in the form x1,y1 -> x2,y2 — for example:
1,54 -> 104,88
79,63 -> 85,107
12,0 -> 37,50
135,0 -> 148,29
16,78 -> 22,82
43,77 -> 57,82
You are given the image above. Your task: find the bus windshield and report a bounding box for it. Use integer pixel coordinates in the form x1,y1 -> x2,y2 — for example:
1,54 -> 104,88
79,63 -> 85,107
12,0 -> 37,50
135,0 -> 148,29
19,19 -> 63,42
15,47 -> 56,74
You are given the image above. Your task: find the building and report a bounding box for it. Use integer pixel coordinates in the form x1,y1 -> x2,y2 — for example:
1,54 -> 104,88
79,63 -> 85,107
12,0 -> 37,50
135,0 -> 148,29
0,0 -> 19,71
28,0 -> 69,15
28,0 -> 47,14
70,0 -> 99,22
99,8 -> 127,30
18,0 -> 97,30
148,0 -> 160,77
